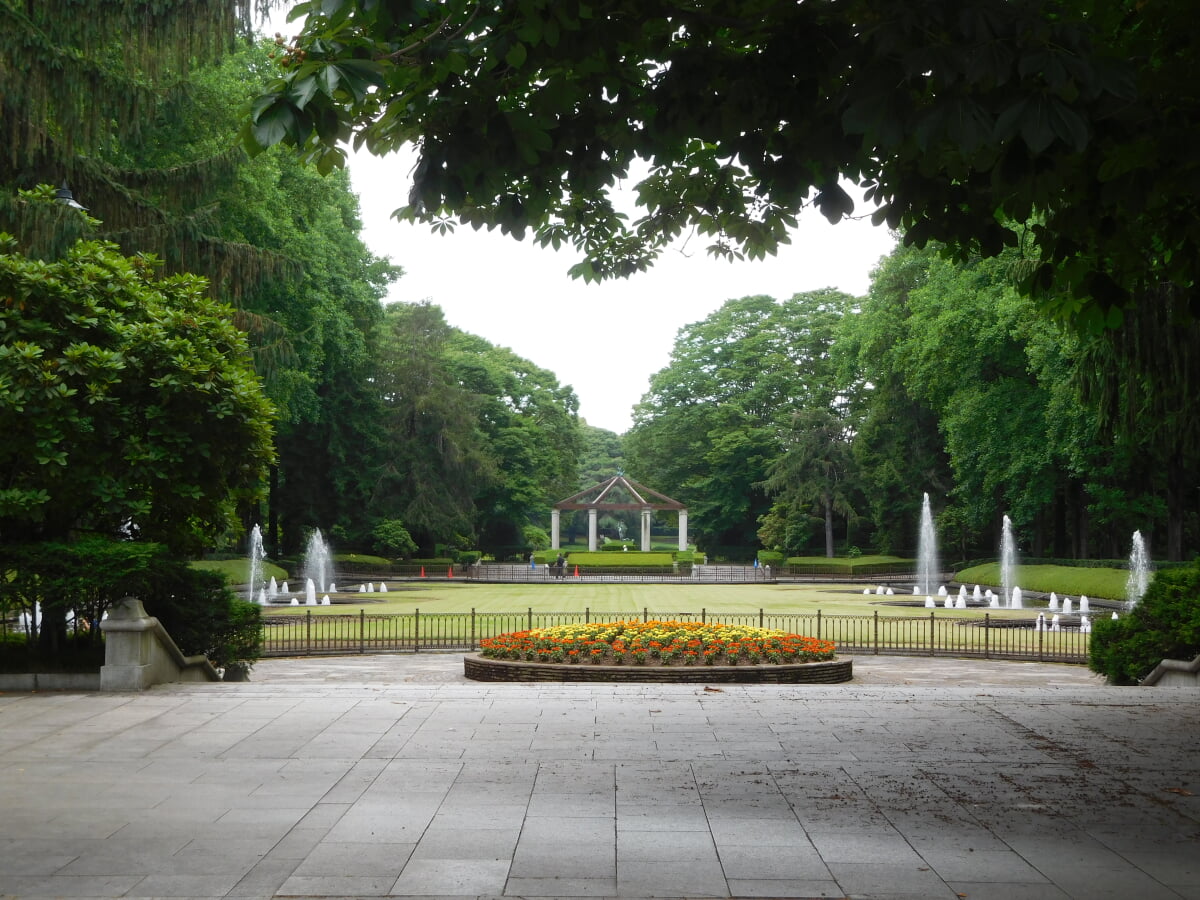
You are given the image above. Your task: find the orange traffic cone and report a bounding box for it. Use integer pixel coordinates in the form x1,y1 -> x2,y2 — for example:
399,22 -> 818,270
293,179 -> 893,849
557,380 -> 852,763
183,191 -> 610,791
574,564 -> 580,577
420,566 -> 425,578
448,566 -> 454,579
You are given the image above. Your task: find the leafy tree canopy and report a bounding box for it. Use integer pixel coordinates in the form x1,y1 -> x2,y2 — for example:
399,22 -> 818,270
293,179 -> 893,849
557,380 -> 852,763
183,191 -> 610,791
0,207 -> 275,554
245,0 -> 1195,327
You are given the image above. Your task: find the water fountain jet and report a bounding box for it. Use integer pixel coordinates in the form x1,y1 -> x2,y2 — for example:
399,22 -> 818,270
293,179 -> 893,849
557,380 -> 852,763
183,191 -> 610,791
303,529 -> 332,594
916,493 -> 940,595
1126,530 -> 1152,610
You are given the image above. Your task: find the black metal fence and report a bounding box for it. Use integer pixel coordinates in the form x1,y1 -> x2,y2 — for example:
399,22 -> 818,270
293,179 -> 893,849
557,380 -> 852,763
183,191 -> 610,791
260,608 -> 1091,665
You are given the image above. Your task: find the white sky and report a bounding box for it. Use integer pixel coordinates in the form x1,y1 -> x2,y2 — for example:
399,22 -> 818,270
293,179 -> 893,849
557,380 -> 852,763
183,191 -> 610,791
260,10 -> 896,435
347,151 -> 896,434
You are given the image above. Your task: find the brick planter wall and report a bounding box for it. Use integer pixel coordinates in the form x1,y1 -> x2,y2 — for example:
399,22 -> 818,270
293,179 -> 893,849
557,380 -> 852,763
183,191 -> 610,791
464,655 -> 852,683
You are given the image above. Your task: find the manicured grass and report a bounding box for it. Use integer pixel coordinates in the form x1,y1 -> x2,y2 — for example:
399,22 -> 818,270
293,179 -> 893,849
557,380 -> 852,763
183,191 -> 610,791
259,580 -> 1040,622
191,558 -> 288,584
956,563 -> 1129,601
786,555 -> 910,567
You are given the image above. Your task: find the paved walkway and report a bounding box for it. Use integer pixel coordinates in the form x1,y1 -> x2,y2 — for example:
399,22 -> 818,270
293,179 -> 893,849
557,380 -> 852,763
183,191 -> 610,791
0,654 -> 1196,900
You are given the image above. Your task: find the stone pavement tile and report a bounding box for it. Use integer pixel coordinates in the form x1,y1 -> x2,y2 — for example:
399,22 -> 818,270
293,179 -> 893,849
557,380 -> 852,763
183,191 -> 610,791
269,825 -> 338,860
716,844 -> 829,880
431,802 -> 531,826
725,878 -> 844,898
389,857 -> 511,895
916,848 -> 1051,883
53,837 -> 192,877
276,873 -> 397,896
806,831 -> 926,866
0,874 -> 145,897
225,854 -> 302,898
616,829 -> 718,862
503,875 -> 618,896
708,816 -> 808,846
528,790 -> 615,817
122,872 -> 245,897
940,883 -> 1072,900
290,840 -> 415,876
616,806 -> 712,832
322,802 -> 437,843
409,826 -> 521,860
617,857 -> 728,897
824,861 -> 958,898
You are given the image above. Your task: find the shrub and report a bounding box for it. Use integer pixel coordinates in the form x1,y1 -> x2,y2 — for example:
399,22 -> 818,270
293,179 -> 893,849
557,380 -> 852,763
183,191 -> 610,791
1088,561 -> 1200,684
371,520 -> 418,558
0,539 -> 261,672
757,550 -> 784,568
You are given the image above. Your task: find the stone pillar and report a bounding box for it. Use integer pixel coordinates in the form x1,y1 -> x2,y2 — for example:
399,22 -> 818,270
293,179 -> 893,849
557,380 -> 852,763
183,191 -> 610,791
641,507 -> 652,551
588,507 -> 598,551
678,509 -> 688,551
551,508 -> 561,550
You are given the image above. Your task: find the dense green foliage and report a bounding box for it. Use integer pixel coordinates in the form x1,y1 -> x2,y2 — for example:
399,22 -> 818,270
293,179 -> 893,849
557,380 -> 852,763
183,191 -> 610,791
250,0 -> 1200,333
0,225 -> 275,553
0,538 -> 260,668
626,291 -> 853,556
1089,563 -> 1200,684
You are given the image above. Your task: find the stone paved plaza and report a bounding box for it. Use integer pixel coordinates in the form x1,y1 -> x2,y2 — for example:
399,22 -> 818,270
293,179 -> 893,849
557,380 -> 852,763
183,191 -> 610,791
0,653 -> 1196,900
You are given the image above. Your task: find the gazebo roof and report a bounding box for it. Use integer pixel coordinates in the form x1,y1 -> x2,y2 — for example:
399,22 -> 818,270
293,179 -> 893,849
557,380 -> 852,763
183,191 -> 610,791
554,475 -> 685,512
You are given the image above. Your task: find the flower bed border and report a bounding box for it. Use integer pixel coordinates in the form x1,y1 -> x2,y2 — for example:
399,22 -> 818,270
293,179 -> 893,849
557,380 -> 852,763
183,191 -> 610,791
463,654 -> 852,683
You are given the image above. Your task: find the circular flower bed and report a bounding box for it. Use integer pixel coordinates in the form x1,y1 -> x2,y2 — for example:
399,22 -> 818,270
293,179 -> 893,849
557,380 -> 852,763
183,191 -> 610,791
479,620 -> 836,667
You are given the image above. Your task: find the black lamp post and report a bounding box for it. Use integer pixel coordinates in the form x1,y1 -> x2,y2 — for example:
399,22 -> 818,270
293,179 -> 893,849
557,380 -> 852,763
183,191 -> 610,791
54,181 -> 86,210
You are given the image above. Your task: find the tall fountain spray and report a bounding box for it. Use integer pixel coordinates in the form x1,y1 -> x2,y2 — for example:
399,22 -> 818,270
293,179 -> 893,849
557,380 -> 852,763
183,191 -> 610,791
1000,515 -> 1018,608
304,529 -> 332,593
916,493 -> 940,595
248,525 -> 266,604
1126,530 -> 1152,609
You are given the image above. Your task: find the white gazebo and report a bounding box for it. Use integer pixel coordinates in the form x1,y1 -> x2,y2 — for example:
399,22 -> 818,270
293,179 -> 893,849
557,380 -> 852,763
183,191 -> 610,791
551,475 -> 688,552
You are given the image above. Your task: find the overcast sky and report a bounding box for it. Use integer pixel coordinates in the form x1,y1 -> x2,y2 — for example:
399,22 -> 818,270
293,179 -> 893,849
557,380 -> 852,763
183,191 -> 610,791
346,151 -> 896,434
260,10 -> 897,435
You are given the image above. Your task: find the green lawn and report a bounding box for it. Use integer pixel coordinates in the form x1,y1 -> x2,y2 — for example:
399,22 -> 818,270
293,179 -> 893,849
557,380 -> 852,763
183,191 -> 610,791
191,558 -> 288,584
956,563 -> 1127,601
259,580 -> 1047,623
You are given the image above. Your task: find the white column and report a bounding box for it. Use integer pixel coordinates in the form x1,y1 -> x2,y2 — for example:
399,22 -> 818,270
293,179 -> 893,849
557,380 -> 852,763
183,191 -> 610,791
641,507 -> 652,551
588,507 -> 598,551
551,509 -> 561,550
678,510 -> 688,551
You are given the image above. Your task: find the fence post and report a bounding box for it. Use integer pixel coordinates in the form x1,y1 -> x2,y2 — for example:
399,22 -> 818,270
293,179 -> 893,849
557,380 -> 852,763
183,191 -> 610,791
816,609 -> 821,640
701,608 -> 706,624
760,608 -> 764,628
929,611 -> 935,657
360,609 -> 365,654
644,607 -> 648,623
471,608 -> 476,651
1038,618 -> 1044,662
306,610 -> 312,654
528,607 -> 533,632
414,608 -> 419,652
984,613 -> 990,659
873,610 -> 879,655
585,607 -> 590,624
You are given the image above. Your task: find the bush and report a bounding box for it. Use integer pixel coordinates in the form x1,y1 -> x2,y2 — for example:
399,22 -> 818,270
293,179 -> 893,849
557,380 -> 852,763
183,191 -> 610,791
757,550 -> 784,568
141,565 -> 262,671
1088,561 -> 1200,684
371,520 -> 418,558
0,539 -> 261,672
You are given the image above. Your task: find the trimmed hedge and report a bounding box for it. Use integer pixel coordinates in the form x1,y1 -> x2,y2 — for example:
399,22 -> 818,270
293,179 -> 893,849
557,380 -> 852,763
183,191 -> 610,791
1088,561 -> 1200,685
564,552 -> 677,568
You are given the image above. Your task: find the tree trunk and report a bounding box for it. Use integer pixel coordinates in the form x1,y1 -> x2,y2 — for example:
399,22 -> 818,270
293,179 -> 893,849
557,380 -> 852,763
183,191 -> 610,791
1167,451 -> 1185,561
268,464 -> 280,558
824,495 -> 835,558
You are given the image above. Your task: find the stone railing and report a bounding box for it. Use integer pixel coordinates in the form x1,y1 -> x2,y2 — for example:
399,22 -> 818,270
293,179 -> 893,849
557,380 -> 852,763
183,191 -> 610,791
1141,654 -> 1200,687
99,597 -> 220,690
